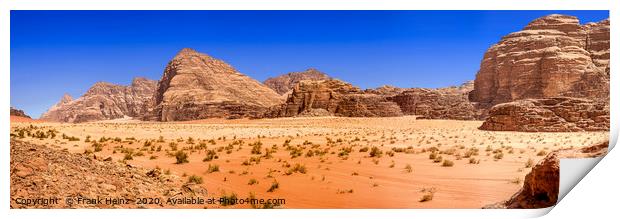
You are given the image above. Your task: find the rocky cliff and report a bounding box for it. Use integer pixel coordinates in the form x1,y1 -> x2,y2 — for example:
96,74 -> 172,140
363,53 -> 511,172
40,77 -> 157,123
388,81 -> 480,120
146,48 -> 284,121
264,68 -> 331,95
479,97 -> 609,132
469,14 -> 610,107
10,107 -> 31,118
267,79 -> 481,119
266,79 -> 403,117
485,141 -> 607,209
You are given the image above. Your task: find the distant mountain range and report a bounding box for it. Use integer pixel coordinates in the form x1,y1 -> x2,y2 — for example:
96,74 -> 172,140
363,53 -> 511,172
37,14 -> 610,132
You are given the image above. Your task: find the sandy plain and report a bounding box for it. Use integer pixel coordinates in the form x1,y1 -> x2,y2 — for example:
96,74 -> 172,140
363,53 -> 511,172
10,116 -> 608,208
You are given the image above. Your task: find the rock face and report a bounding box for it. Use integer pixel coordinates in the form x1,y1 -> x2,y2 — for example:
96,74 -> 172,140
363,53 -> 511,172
267,79 -> 484,119
491,141 -> 608,209
388,81 -> 480,120
10,140 -> 207,208
479,97 -> 609,132
264,68 -> 331,95
267,79 -> 403,117
40,77 -> 157,123
10,107 -> 31,118
147,48 -> 283,121
469,14 -> 610,107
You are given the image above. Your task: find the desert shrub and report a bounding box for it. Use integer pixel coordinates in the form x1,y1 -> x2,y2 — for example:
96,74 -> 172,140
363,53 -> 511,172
463,148 -> 479,158
442,159 -> 454,167
186,137 -> 195,144
525,158 -> 534,168
203,149 -> 218,162
285,163 -> 307,175
188,175 -> 203,184
433,156 -> 443,163
468,157 -> 479,164
359,147 -> 369,152
429,152 -> 438,160
250,141 -> 263,154
537,150 -> 548,156
174,150 -> 189,164
207,164 -> 220,173
123,153 -> 133,161
511,177 -> 522,185
219,192 -> 238,206
337,147 -> 352,158
92,142 -> 103,152
404,164 -> 413,173
267,180 -> 280,192
169,142 -> 178,151
369,146 -> 383,158
248,178 -> 259,185
493,152 -> 504,160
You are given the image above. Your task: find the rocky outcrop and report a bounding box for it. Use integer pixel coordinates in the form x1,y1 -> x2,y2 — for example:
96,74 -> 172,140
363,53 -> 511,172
10,140 -> 207,208
388,81 -> 481,120
146,48 -> 283,121
40,77 -> 157,123
469,14 -> 610,107
264,68 -> 331,95
486,141 -> 608,209
10,107 -> 31,118
479,97 -> 609,132
266,79 -> 403,117
267,79 -> 484,119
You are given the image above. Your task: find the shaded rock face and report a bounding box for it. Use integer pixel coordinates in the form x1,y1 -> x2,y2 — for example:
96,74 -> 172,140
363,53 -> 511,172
479,97 -> 609,132
267,79 -> 403,117
469,14 -> 610,107
147,48 -> 283,121
40,77 -> 157,123
10,107 -> 31,118
496,141 -> 607,209
10,140 -> 207,208
388,81 -> 480,120
264,68 -> 331,95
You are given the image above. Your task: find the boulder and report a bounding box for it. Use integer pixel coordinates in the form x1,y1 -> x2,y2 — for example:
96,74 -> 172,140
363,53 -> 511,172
479,97 -> 609,132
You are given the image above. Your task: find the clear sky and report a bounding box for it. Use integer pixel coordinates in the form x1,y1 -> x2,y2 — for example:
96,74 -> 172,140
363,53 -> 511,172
11,10 -> 609,118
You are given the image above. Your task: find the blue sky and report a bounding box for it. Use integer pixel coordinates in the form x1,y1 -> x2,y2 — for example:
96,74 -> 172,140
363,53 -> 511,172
11,10 -> 609,118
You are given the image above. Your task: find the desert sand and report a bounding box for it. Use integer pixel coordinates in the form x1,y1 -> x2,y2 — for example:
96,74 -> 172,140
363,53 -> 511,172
10,116 -> 608,208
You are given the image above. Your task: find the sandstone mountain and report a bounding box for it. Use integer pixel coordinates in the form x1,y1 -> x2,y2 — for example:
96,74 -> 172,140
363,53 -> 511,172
10,107 -> 31,118
266,79 -> 401,117
146,48 -> 284,121
469,14 -> 610,107
479,97 -> 609,132
40,77 -> 157,123
10,140 -> 207,208
264,68 -> 331,95
267,79 -> 480,120
485,141 -> 607,209
388,81 -> 480,120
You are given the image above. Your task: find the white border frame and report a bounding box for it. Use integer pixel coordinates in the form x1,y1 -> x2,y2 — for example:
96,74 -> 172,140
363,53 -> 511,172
1,1 -> 616,219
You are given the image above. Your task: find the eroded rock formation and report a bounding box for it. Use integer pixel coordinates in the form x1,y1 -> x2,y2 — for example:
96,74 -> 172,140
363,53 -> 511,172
40,77 -> 157,123
485,141 -> 608,209
264,68 -> 331,95
10,107 -> 31,118
266,79 -> 403,117
479,97 -> 609,132
146,48 -> 284,121
388,81 -> 480,120
469,14 -> 610,107
267,79 -> 481,119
